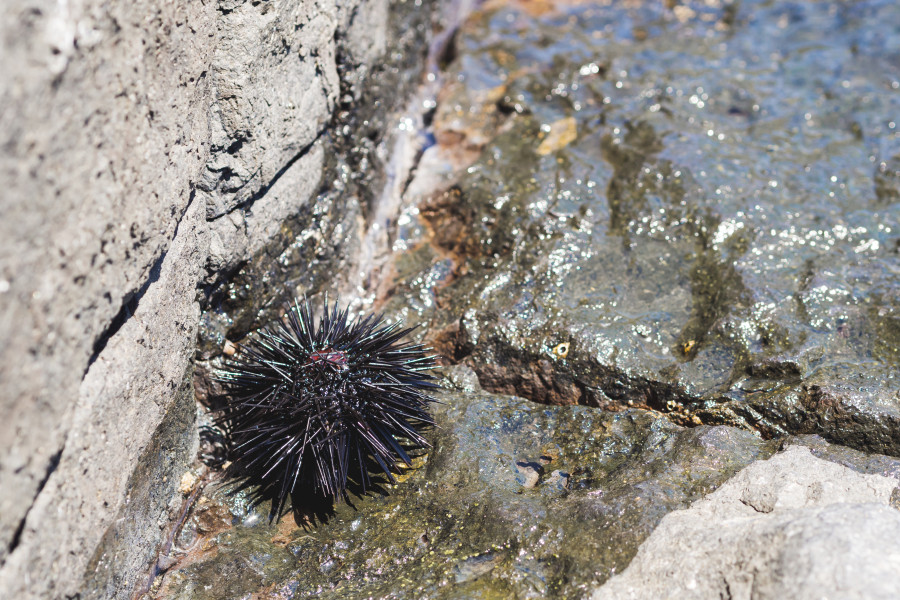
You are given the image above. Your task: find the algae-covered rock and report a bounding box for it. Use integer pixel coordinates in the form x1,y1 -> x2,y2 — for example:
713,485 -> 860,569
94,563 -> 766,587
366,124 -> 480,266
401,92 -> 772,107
392,0 -> 900,455
154,368 -> 775,598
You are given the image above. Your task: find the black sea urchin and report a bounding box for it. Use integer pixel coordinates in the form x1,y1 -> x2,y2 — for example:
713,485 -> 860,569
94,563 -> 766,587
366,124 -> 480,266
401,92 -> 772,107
216,299 -> 437,519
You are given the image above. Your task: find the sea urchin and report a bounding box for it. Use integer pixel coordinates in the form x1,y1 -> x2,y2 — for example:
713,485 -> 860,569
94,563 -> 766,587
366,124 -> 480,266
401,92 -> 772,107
215,299 -> 437,519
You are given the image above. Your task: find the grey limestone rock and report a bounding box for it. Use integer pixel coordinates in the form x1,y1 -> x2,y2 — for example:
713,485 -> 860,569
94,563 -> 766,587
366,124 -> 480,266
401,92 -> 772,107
593,445 -> 900,600
0,0 -> 412,598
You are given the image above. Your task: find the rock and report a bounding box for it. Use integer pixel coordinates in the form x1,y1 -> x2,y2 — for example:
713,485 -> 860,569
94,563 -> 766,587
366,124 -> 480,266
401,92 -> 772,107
364,0 -> 900,595
396,0 -> 900,456
0,2 -> 215,581
179,472 -> 200,497
593,446 -> 900,600
514,460 -> 542,488
0,1 -> 436,598
544,469 -> 570,493
5,0 -> 900,596
151,384 -> 777,599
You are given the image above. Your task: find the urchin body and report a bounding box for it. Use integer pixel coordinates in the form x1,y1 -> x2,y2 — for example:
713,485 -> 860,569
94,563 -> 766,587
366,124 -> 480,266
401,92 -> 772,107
216,299 -> 437,518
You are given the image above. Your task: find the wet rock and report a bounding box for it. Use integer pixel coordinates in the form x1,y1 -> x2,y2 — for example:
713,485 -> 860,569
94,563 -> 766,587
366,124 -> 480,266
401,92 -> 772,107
171,0 -> 900,596
390,0 -> 900,457
154,374 -> 777,598
154,385 -> 900,598
312,1 -> 900,594
514,460 -> 542,488
544,469 -> 570,494
159,0 -> 900,597
593,446 -> 900,600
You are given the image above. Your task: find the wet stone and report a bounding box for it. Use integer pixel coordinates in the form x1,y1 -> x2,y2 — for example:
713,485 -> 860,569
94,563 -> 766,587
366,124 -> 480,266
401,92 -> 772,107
388,0 -> 900,456
155,374 -> 776,598
514,460 -> 542,488
177,0 -> 900,596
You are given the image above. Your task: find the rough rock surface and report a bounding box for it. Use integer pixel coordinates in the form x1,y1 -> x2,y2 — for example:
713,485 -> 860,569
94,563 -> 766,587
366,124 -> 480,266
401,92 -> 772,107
140,372 -> 900,599
155,0 -> 900,596
593,446 -> 900,599
393,0 -> 900,453
145,370 -> 779,599
335,0 -> 900,596
0,1 -> 423,598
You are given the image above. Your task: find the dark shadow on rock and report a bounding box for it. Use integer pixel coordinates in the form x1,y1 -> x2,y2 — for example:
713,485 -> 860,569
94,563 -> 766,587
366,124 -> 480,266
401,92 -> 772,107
289,470 -> 394,528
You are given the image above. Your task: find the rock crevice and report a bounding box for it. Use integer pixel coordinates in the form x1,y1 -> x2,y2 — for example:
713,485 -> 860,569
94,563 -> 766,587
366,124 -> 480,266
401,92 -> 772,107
0,1 -> 428,598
